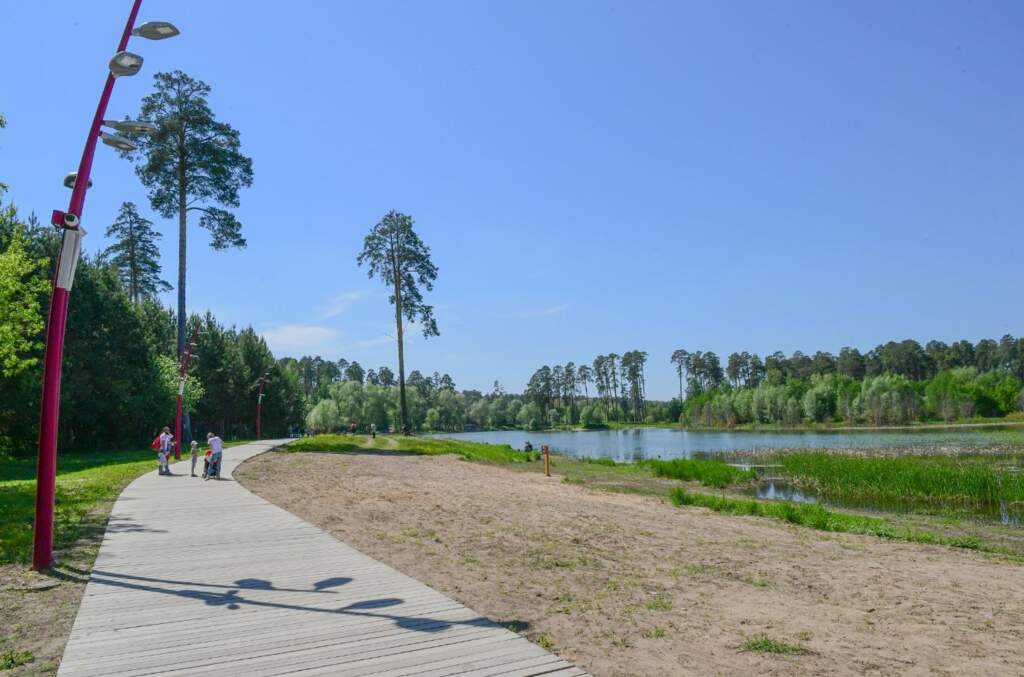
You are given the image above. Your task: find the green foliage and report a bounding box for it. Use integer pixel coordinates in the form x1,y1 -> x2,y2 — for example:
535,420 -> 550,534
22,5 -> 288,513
0,222 -> 48,377
647,458 -> 756,488
100,201 -> 170,302
156,354 -> 205,410
125,71 -> 253,239
1,649 -> 34,669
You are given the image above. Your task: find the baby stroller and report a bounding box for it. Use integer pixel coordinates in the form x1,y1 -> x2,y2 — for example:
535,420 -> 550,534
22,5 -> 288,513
202,450 -> 222,480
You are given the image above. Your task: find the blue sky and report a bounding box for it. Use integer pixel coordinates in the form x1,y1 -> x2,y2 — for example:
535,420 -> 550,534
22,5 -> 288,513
2,0 -> 1022,399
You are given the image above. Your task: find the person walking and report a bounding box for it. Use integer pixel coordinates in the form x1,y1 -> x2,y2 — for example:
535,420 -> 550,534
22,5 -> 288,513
157,426 -> 173,475
189,440 -> 200,477
370,423 -> 377,439
205,432 -> 224,480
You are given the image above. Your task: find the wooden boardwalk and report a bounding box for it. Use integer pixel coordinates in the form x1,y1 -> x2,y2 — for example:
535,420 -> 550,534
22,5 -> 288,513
58,440 -> 587,676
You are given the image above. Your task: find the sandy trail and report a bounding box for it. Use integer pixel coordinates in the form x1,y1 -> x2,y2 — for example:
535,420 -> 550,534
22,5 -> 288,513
236,451 -> 1024,677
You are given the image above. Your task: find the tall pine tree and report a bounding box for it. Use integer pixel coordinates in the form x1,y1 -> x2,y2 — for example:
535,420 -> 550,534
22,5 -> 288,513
121,70 -> 253,357
357,211 -> 439,434
102,201 -> 170,303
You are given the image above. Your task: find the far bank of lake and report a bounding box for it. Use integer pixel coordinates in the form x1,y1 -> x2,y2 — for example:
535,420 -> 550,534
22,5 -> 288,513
436,425 -> 1024,461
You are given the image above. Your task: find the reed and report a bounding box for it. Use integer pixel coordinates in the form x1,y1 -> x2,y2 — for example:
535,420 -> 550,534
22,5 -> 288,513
777,452 -> 1024,512
647,458 -> 756,488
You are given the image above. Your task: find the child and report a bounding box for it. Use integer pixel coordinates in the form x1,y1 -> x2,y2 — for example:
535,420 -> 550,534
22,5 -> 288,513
190,440 -> 200,477
202,448 -> 213,479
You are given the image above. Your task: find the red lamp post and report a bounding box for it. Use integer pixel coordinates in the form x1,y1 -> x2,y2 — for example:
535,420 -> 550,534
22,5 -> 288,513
255,374 -> 268,440
31,1 -> 179,571
174,330 -> 199,460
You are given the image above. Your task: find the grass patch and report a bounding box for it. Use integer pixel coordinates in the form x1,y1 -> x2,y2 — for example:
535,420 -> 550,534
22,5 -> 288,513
668,487 -> 1001,553
778,452 -> 1024,514
290,434 -> 536,464
646,458 -> 756,488
578,456 -> 618,466
0,449 -> 156,564
739,634 -> 809,655
1,649 -> 35,669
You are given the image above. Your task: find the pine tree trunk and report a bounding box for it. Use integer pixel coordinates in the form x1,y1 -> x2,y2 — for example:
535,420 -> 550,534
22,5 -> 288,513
177,132 -> 191,444
394,267 -> 408,434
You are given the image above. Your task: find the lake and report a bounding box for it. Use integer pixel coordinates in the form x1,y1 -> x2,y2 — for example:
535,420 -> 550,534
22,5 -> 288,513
436,426 -> 1024,462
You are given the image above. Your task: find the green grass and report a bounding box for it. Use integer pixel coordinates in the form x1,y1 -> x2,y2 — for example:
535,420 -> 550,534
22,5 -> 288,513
739,634 -> 809,655
288,434 -> 536,464
0,649 -> 35,669
778,452 -> 1024,513
0,438 -> 255,565
646,458 -> 756,488
668,487 -> 997,552
0,449 -> 156,565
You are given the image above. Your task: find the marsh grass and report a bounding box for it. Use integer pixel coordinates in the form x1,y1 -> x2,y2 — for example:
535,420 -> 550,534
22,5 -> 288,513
646,458 -> 757,488
778,452 -> 1024,514
667,488 -> 1000,553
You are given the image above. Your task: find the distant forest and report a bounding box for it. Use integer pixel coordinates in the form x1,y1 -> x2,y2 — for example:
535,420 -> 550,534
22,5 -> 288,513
300,336 -> 1024,433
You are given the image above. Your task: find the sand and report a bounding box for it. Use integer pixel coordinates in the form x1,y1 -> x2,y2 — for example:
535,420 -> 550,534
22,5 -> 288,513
236,451 -> 1024,676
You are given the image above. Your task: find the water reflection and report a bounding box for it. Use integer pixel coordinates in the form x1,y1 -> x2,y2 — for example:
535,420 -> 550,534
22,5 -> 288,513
439,426 -> 1023,462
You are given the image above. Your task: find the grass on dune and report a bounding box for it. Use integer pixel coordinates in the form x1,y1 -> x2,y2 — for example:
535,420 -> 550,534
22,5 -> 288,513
288,434 -> 536,463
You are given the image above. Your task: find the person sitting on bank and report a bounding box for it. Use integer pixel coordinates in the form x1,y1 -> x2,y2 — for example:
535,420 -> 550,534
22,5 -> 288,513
524,441 -> 533,453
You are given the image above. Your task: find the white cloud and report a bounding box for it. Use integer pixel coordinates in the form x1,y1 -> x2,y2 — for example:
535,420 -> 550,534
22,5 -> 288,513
316,290 -> 369,320
260,324 -> 342,357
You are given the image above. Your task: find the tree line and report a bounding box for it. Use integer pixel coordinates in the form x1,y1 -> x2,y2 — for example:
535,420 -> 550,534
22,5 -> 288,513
673,338 -> 1024,428
0,198 -> 305,454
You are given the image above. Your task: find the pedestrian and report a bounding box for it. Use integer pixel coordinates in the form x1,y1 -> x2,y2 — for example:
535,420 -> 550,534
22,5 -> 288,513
370,423 -> 377,439
157,426 -> 173,475
205,431 -> 224,481
189,440 -> 200,477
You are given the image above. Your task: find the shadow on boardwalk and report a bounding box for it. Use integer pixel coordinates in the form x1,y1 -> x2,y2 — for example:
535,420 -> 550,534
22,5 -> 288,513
87,568 -> 528,635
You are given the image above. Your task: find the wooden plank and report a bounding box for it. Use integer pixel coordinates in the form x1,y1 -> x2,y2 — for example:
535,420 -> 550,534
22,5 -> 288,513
58,440 -> 585,676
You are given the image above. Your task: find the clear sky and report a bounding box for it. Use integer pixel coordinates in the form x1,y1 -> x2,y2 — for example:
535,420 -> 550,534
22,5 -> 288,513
2,0 -> 1022,399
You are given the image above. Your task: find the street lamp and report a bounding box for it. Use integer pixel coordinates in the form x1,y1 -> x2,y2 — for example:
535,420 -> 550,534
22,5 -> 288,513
32,0 -> 178,572
256,374 -> 269,440
133,21 -> 180,40
99,132 -> 137,152
62,172 -> 93,190
103,119 -> 157,134
108,51 -> 144,77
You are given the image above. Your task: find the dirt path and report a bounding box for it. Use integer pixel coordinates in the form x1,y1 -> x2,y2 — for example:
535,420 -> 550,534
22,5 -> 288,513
236,451 -> 1024,676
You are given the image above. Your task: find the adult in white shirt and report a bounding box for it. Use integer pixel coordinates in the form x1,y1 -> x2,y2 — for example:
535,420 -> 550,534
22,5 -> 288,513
205,432 -> 224,480
158,427 -> 173,475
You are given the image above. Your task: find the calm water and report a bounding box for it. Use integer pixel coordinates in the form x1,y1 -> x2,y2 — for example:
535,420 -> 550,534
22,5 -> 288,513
438,426 -> 1024,462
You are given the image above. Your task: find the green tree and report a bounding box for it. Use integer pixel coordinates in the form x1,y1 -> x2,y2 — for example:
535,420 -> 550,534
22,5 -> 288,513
101,202 -> 171,303
123,71 -> 253,357
0,224 -> 48,377
357,210 -> 439,434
